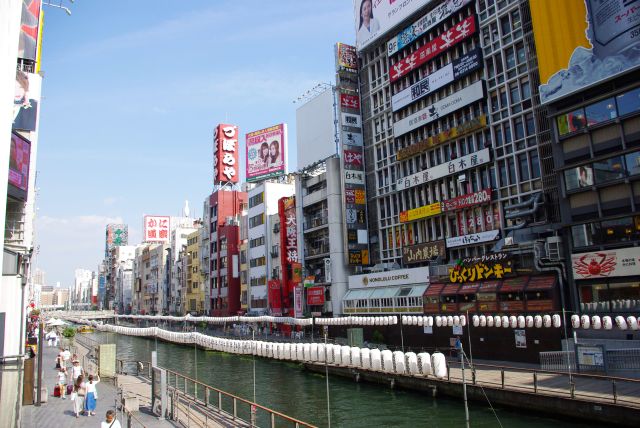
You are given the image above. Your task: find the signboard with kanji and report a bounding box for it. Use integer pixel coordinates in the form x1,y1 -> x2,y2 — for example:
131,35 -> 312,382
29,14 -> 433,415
449,258 -> 513,283
144,216 -> 170,243
402,241 -> 445,265
213,124 -> 239,184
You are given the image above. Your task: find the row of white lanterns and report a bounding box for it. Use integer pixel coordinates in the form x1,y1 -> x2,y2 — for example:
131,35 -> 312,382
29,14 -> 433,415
571,314 -> 640,330
314,316 -> 398,326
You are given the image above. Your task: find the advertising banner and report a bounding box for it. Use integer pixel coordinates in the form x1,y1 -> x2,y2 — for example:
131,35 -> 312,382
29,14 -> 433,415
446,229 -> 500,248
354,0 -> 433,51
336,43 -> 358,72
392,48 -> 483,111
402,241 -> 446,265
342,112 -> 362,128
341,130 -> 363,147
397,147 -> 490,191
13,70 -> 41,132
397,115 -> 486,161
443,188 -> 492,212
572,247 -> 640,279
389,15 -> 476,82
449,258 -> 513,283
8,132 -> 31,198
246,123 -> 287,182
399,202 -> 442,223
387,0 -> 472,56
394,80 -> 484,137
18,0 -> 41,61
345,189 -> 366,204
306,286 -> 325,306
345,170 -> 365,185
213,124 -> 239,184
105,224 -> 128,255
144,216 -> 170,243
268,280 -> 282,316
531,0 -> 640,104
340,93 -> 360,110
294,286 -> 304,318
343,148 -> 364,169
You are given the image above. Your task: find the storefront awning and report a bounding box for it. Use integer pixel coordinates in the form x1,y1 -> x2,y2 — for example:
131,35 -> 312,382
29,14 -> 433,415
442,284 -> 461,295
500,277 -> 529,292
526,275 -> 557,290
370,287 -> 398,298
424,283 -> 445,296
343,289 -> 375,301
458,282 -> 480,294
478,280 -> 501,292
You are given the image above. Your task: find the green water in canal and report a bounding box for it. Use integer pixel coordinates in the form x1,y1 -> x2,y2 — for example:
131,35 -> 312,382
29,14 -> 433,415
90,332 -> 599,428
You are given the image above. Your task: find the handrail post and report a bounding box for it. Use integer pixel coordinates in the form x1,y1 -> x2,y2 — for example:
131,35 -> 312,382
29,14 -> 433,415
205,387 -> 210,407
501,368 -> 505,389
533,371 -> 538,393
612,379 -> 617,404
233,397 -> 237,420
472,368 -> 476,385
218,391 -> 222,413
271,412 -> 276,428
446,362 -> 450,381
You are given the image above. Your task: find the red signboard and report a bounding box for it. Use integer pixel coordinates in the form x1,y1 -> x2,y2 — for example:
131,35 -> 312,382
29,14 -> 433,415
213,124 -> 239,183
268,280 -> 282,316
343,149 -> 363,168
144,215 -> 170,243
389,15 -> 476,82
443,188 -> 492,212
340,93 -> 360,110
306,287 -> 325,306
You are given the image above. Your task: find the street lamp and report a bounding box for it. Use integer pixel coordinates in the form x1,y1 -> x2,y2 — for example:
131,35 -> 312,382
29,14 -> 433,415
43,1 -> 72,15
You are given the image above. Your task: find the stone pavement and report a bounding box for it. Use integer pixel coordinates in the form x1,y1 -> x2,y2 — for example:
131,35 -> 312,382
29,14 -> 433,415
20,341 -> 178,428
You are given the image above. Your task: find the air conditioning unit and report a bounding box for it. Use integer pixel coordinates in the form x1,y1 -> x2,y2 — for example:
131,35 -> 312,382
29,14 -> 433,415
458,174 -> 466,182
545,236 -> 563,261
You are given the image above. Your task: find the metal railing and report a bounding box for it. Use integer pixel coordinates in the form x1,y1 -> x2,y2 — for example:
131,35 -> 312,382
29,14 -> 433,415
446,359 -> 640,408
541,348 -> 640,372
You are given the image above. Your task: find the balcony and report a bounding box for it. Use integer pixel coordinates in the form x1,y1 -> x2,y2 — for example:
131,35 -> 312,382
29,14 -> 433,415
303,187 -> 328,207
4,208 -> 25,245
304,245 -> 330,259
303,215 -> 328,232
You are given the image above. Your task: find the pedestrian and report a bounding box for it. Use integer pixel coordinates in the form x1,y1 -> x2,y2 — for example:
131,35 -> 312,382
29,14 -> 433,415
62,348 -> 71,367
455,336 -> 462,358
83,374 -> 100,415
57,367 -> 67,400
69,359 -> 84,384
101,409 -> 122,428
70,374 -> 86,417
45,330 -> 53,347
56,348 -> 64,369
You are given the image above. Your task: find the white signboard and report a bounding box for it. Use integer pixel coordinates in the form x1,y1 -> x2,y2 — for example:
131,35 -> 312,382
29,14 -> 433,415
387,0 -> 472,56
345,170 -> 365,185
393,80 -> 485,137
397,148 -> 490,191
341,130 -> 363,147
572,247 -> 640,279
342,112 -> 362,128
446,229 -> 500,248
354,0 -> 433,51
349,266 -> 430,289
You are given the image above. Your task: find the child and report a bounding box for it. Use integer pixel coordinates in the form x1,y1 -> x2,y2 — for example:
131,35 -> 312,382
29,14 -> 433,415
57,367 -> 67,399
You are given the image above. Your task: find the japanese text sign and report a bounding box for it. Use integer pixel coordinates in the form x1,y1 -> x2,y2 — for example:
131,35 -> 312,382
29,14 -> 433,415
336,43 -> 358,72
449,260 -> 513,283
144,215 -> 170,243
399,202 -> 442,223
443,189 -> 492,212
306,286 -> 325,305
402,241 -> 446,265
340,93 -> 360,110
214,124 -> 239,183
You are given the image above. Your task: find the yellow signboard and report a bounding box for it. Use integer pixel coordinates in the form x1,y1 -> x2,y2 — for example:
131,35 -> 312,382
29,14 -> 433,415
399,202 -> 442,223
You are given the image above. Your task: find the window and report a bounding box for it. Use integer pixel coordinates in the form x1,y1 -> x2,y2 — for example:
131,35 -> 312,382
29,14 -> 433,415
518,153 -> 530,181
514,117 -> 525,140
249,214 -> 264,228
585,98 -> 617,125
249,192 -> 264,208
530,152 -> 541,179
564,165 -> 593,191
593,156 -> 625,184
557,109 -> 586,135
249,236 -> 265,248
505,47 -> 515,69
616,87 -> 640,116
510,83 -> 520,104
525,114 -> 535,135
625,151 -> 640,176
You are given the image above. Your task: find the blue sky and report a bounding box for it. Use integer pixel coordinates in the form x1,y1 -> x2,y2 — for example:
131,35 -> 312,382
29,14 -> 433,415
35,1 -> 355,287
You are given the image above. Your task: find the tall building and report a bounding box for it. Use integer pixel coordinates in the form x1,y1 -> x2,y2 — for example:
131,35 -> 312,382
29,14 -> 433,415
73,269 -> 94,307
247,180 -> 295,314
184,229 -> 204,314
104,223 -> 129,308
533,1 -> 640,334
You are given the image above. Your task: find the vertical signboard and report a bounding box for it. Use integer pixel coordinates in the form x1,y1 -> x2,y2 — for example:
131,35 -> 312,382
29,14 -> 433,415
335,42 -> 369,266
13,71 -> 41,132
279,196 -> 298,315
531,0 -> 640,104
213,124 -> 239,184
105,224 -> 128,257
294,286 -> 304,318
268,280 -> 282,316
8,132 -> 31,201
143,216 -> 170,243
18,0 -> 42,61
246,123 -> 287,182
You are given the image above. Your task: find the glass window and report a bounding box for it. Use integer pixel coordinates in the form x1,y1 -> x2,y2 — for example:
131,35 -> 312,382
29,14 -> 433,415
518,153 -> 530,181
565,165 -> 593,190
608,282 -> 640,312
601,217 -> 635,244
507,157 -> 516,183
579,283 -> 609,313
585,98 -> 617,125
625,151 -> 640,176
616,87 -> 640,116
594,156 -> 625,183
516,42 -> 526,64
499,160 -> 507,186
557,109 -> 586,135
521,81 -> 531,100
571,223 -> 598,248
510,83 -> 521,104
514,117 -> 525,140
505,47 -> 515,69
501,16 -> 511,35
526,113 -> 535,135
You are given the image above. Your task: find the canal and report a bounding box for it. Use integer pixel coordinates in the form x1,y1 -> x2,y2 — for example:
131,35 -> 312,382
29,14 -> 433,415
89,331 -> 599,428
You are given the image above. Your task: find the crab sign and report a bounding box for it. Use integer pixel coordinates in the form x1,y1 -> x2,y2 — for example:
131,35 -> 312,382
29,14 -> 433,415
574,253 -> 617,278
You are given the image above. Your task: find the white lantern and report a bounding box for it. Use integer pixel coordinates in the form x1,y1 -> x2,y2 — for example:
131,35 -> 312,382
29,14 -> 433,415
472,315 -> 480,327
517,316 -> 525,329
453,316 -> 460,326
615,316 -> 628,330
543,315 -> 552,328
591,315 -> 602,330
626,316 -> 638,331
480,315 -> 487,327
534,315 -> 543,328
509,316 -> 517,328
571,315 -> 580,329
603,316 -> 613,330
552,314 -> 561,328
417,316 -> 424,327
446,316 -> 454,327
494,316 -> 502,328
486,316 -> 494,327
427,316 -> 434,327
435,316 -> 443,327
402,316 -> 407,325
580,315 -> 590,329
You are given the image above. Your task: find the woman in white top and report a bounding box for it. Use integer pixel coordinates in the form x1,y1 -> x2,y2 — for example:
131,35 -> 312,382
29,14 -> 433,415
69,360 -> 84,384
84,374 -> 100,415
357,0 -> 380,41
70,374 -> 85,417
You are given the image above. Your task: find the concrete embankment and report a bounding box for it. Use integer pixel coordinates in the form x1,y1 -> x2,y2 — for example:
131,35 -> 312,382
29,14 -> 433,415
304,363 -> 639,427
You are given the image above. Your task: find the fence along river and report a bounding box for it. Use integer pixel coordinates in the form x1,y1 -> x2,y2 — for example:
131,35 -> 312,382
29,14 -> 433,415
84,330 -> 600,428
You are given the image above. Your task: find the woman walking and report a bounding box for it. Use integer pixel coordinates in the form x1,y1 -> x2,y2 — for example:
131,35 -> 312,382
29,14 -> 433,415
84,374 -> 100,416
70,375 -> 86,417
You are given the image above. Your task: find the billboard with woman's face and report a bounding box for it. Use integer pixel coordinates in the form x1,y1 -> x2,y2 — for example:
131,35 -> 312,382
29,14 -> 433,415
531,0 -> 640,104
246,123 -> 287,182
9,132 -> 31,200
